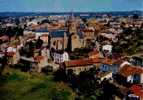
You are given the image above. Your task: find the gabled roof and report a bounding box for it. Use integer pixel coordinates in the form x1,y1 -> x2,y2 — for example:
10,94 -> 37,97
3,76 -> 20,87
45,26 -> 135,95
119,64 -> 143,77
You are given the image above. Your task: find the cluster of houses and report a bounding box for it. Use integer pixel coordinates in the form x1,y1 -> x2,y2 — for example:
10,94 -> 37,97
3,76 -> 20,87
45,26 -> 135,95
0,13 -> 143,99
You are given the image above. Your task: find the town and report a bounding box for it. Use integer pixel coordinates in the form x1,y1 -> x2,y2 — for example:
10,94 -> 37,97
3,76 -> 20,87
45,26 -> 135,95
0,12 -> 143,100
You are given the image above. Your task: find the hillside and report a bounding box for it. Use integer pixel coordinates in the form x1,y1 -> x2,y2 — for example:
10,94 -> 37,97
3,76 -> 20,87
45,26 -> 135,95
0,67 -> 75,100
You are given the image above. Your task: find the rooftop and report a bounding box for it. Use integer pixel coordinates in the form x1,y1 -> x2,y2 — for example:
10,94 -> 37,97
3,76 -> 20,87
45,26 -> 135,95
64,58 -> 102,68
130,84 -> 143,98
119,64 -> 143,77
50,30 -> 69,38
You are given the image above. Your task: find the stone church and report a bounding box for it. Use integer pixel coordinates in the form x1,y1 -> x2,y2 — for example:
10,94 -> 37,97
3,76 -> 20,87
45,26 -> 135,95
49,13 -> 96,52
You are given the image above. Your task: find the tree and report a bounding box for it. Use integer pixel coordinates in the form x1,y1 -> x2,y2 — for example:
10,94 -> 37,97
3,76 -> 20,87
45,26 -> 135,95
77,69 -> 102,97
53,69 -> 67,82
36,37 -> 43,49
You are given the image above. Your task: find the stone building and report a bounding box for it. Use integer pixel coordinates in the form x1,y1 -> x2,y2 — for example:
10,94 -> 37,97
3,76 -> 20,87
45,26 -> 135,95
6,46 -> 20,65
82,28 -> 95,47
70,33 -> 82,51
50,30 -> 69,50
67,13 -> 77,34
34,55 -> 48,73
61,58 -> 102,75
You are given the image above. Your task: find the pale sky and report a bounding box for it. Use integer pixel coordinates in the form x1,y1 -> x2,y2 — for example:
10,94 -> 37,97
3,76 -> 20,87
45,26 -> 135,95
0,0 -> 142,12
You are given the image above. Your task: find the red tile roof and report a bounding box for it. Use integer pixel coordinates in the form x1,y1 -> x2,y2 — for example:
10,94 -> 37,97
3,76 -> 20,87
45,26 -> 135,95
41,34 -> 49,37
119,64 -> 143,77
64,58 -> 102,68
88,50 -> 99,56
130,85 -> 143,98
34,56 -> 44,62
102,58 -> 116,65
64,57 -> 116,67
6,52 -> 15,57
82,29 -> 94,32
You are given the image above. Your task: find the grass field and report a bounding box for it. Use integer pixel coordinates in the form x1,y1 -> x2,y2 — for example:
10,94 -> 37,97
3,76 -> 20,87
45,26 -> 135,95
0,67 -> 75,100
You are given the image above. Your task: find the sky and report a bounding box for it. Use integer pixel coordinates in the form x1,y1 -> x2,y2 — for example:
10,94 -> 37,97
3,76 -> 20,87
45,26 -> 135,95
0,0 -> 142,12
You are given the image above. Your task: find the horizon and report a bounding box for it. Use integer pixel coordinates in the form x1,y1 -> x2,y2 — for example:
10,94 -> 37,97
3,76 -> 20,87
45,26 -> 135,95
0,10 -> 142,13
0,0 -> 142,12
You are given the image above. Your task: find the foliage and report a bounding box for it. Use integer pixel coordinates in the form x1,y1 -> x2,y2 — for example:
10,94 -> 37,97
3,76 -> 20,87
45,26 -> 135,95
54,67 -> 102,99
113,27 -> 143,55
0,68 -> 75,100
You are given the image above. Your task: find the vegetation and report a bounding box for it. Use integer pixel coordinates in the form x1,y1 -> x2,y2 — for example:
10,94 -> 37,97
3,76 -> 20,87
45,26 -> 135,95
113,28 -> 143,55
0,67 -> 75,100
54,68 -> 103,100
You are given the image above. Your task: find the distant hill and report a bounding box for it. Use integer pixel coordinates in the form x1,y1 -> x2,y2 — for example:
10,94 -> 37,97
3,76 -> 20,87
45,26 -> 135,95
0,11 -> 142,18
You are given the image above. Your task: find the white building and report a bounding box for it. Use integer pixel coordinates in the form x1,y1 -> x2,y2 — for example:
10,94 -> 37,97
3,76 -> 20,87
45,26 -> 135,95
53,51 -> 69,64
119,64 -> 143,84
102,44 -> 113,53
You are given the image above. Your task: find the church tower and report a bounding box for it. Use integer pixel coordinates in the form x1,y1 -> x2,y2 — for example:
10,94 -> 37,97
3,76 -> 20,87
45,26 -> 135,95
67,12 -> 82,51
68,12 -> 77,34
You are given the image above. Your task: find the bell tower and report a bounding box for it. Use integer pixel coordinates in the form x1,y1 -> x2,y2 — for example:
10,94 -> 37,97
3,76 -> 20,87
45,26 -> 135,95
68,12 -> 77,34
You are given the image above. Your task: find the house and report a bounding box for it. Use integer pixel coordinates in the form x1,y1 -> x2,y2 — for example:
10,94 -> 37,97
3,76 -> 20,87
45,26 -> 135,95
98,32 -> 117,42
62,58 -> 102,75
128,84 -> 143,100
70,32 -> 83,51
99,58 -> 118,74
20,56 -> 36,71
34,28 -> 49,41
82,27 -> 95,40
41,47 -> 50,60
40,33 -> 49,43
118,64 -> 143,84
0,35 -> 9,42
27,20 -> 39,26
0,43 -> 8,52
82,28 -> 95,47
6,46 -> 20,65
88,49 -> 103,59
97,72 -> 113,82
102,44 -> 113,54
34,55 -> 48,73
53,50 -> 69,64
129,56 -> 143,66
